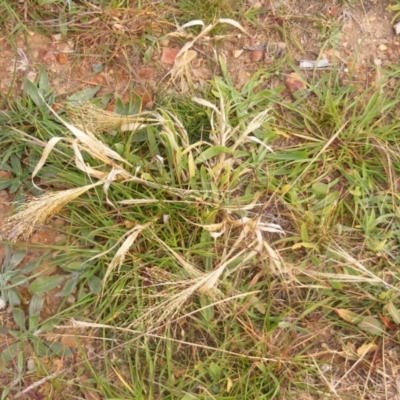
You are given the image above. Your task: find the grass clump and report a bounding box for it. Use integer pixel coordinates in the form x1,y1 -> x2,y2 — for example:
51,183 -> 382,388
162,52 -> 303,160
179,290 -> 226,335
1,12 -> 400,398
3,64 -> 400,398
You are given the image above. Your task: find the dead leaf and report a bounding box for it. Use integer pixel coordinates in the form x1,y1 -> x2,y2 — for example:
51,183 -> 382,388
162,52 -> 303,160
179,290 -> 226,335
161,47 -> 180,64
335,308 -> 363,324
173,50 -> 197,70
357,342 -> 377,357
342,341 -> 358,360
380,315 -> 396,330
226,377 -> 233,393
285,72 -> 307,95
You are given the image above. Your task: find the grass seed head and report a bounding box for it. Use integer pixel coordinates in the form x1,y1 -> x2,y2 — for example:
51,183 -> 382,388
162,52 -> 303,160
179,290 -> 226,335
3,183 -> 101,242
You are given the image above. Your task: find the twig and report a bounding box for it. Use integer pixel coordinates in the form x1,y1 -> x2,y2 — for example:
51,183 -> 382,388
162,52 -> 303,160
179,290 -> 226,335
14,370 -> 66,399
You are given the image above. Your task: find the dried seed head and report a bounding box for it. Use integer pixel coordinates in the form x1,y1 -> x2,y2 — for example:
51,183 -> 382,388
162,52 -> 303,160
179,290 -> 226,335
3,183 -> 100,242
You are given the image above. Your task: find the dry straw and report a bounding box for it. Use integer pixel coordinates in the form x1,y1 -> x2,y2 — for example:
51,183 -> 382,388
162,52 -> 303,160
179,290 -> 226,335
3,182 -> 103,242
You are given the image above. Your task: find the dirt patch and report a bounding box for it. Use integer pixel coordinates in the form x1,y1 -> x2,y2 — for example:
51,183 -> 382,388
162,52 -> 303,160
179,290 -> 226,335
0,1 -> 398,108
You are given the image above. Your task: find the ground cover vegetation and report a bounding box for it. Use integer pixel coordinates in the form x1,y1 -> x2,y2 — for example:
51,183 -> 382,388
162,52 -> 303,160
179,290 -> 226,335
0,0 -> 400,399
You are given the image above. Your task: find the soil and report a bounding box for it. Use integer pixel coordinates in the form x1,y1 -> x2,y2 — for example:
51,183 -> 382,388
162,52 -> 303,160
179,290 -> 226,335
0,0 -> 399,398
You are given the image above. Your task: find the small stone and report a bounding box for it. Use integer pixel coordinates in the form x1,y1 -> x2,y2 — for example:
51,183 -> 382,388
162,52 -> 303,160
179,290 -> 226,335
378,44 -> 387,51
159,38 -> 170,47
161,47 -> 180,64
43,50 -> 56,64
27,358 -> 35,371
250,49 -> 264,62
67,295 -> 76,304
233,49 -> 243,58
52,33 -> 62,42
56,53 -> 68,64
285,72 -> 307,95
0,297 -> 7,311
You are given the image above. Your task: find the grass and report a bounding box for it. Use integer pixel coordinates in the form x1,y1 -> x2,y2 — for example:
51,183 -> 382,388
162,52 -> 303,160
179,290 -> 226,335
1,0 -> 400,399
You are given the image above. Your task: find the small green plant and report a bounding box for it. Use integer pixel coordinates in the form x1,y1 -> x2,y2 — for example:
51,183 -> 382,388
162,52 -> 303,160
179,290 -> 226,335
387,2 -> 400,22
0,245 -> 32,306
0,153 -> 42,196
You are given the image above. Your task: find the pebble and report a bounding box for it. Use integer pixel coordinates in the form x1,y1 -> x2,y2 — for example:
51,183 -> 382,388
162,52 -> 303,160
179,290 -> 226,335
56,53 -> 68,64
27,358 -> 36,371
378,44 -> 387,51
0,297 -> 6,311
67,295 -> 76,304
233,49 -> 243,58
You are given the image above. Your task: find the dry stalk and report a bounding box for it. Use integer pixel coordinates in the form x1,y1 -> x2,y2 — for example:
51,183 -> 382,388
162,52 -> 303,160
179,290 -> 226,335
67,102 -> 158,134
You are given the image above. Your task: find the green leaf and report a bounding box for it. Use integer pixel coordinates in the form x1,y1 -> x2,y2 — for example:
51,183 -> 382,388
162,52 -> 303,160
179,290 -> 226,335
311,191 -> 340,211
387,302 -> 400,325
1,342 -> 22,364
58,277 -> 79,297
311,182 -> 329,196
59,12 -> 68,36
8,179 -> 21,194
63,262 -> 85,271
195,146 -> 234,164
67,85 -> 101,105
29,314 -> 40,332
180,395 -> 196,400
300,222 -> 309,242
209,362 -> 222,380
24,79 -> 45,107
29,275 -> 66,294
9,249 -> 27,270
12,307 -> 26,331
328,280 -> 342,290
358,316 -> 384,335
20,261 -> 40,275
8,155 -> 21,173
29,293 -> 45,316
7,289 -> 21,306
0,179 -> 12,190
88,275 -> 102,294
114,97 -> 125,114
38,67 -> 50,93
47,341 -> 73,357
